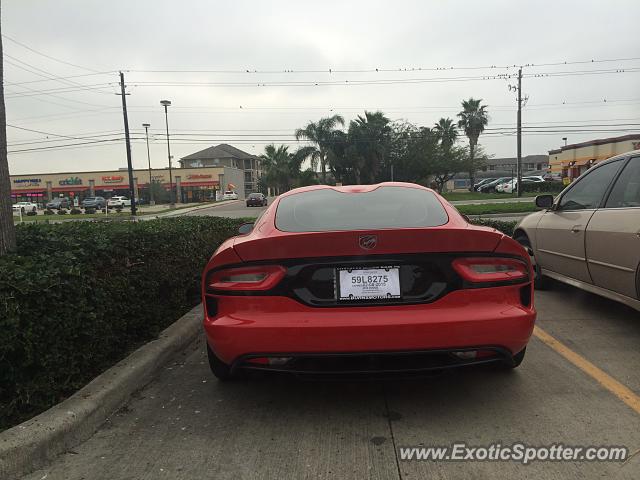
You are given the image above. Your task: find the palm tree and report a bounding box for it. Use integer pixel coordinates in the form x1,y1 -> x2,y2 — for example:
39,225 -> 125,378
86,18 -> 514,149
0,11 -> 15,255
457,98 -> 488,190
261,144 -> 309,193
347,111 -> 391,183
433,118 -> 458,150
295,114 -> 345,183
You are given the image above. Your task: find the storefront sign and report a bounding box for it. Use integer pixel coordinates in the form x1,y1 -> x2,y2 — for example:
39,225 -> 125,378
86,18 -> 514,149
187,174 -> 213,180
151,175 -> 165,181
13,178 -> 42,187
59,177 -> 83,186
102,175 -> 125,183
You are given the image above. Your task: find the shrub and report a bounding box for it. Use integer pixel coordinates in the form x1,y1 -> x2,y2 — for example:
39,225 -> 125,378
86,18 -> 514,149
44,209 -> 55,215
0,217 -> 245,430
84,207 -> 96,214
470,218 -> 518,236
57,209 -> 67,215
26,211 -> 37,217
521,181 -> 564,194
70,208 -> 82,215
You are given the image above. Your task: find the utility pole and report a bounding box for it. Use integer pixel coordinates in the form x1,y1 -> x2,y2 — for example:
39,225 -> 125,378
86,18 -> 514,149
142,123 -> 154,205
516,67 -> 523,198
160,100 -> 174,207
118,71 -> 137,216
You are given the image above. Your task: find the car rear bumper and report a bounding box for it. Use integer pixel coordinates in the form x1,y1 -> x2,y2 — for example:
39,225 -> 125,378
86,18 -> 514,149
203,286 -> 536,367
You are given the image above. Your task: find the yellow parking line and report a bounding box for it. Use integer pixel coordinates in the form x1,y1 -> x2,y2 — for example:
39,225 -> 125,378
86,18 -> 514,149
533,326 -> 640,415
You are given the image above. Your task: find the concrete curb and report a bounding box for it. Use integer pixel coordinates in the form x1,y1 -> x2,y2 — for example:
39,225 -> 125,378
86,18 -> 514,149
0,305 -> 203,480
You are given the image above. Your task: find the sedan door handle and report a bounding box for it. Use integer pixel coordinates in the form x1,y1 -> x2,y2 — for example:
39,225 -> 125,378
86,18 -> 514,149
571,225 -> 581,233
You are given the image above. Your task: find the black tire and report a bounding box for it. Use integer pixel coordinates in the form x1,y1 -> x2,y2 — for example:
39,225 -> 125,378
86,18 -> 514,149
498,347 -> 526,369
514,234 -> 548,290
206,343 -> 234,381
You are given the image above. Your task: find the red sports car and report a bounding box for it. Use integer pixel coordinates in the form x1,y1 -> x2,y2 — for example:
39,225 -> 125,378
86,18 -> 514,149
202,183 -> 536,380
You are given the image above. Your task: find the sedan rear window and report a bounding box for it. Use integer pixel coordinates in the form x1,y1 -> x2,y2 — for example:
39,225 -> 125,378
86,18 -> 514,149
275,186 -> 448,232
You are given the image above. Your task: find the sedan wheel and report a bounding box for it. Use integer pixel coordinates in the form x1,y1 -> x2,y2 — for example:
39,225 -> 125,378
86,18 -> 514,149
514,234 -> 547,290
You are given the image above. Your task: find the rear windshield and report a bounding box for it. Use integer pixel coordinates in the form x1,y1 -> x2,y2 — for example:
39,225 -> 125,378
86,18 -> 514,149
275,186 -> 448,232
248,193 -> 262,198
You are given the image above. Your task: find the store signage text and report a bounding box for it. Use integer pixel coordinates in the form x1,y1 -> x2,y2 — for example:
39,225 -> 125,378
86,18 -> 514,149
187,174 -> 212,180
13,178 -> 41,187
102,175 -> 125,183
59,177 -> 83,186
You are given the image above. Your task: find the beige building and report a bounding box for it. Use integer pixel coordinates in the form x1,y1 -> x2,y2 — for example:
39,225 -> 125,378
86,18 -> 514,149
549,134 -> 640,182
180,144 -> 263,194
10,165 -> 245,206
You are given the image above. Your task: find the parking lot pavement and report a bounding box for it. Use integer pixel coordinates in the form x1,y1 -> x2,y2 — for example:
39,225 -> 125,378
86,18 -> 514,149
24,282 -> 640,480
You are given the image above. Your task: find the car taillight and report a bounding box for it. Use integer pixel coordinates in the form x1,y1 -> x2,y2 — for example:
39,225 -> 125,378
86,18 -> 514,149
452,257 -> 528,283
206,265 -> 286,292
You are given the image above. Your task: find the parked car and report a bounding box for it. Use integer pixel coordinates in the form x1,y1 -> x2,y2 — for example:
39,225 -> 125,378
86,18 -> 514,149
514,151 -> 640,311
82,196 -> 107,209
107,196 -> 132,208
246,193 -> 268,207
46,197 -> 70,210
498,176 -> 545,194
473,178 -> 497,190
222,190 -> 239,200
477,177 -> 512,193
12,201 -> 38,213
202,182 -> 536,380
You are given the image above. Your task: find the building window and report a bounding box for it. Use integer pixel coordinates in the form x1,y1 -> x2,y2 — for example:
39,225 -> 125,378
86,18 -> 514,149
489,165 -> 496,171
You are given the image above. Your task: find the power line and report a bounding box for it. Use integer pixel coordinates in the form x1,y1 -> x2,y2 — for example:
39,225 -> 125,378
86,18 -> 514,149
2,33 -> 104,73
125,56 -> 640,74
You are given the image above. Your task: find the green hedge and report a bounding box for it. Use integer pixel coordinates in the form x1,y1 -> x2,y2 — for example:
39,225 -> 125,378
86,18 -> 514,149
0,217 -> 244,430
521,181 -> 564,194
470,218 -> 518,236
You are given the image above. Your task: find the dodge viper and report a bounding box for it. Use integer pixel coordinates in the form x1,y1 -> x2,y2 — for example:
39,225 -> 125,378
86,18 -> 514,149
202,183 -> 536,380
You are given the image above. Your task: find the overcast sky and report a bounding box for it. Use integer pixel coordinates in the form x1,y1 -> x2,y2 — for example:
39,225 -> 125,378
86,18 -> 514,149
4,0 -> 640,175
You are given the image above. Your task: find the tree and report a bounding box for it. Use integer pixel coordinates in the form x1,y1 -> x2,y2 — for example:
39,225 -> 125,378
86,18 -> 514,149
347,111 -> 392,184
260,144 -> 304,194
433,118 -> 458,150
430,145 -> 470,193
0,8 -> 15,255
295,114 -> 344,183
457,98 -> 488,190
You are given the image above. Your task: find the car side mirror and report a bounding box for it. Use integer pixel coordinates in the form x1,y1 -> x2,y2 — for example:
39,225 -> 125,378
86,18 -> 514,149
238,222 -> 254,235
535,194 -> 554,209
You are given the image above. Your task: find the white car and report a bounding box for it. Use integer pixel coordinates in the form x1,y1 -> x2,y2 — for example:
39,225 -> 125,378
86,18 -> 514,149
498,177 -> 545,194
107,196 -> 132,208
222,191 -> 239,200
13,201 -> 38,213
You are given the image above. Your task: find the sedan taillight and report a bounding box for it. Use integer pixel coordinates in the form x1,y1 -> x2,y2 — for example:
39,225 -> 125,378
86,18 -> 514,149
206,265 -> 286,292
452,257 -> 529,283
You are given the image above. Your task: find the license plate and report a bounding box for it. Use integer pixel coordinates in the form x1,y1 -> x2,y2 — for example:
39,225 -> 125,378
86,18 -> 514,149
337,266 -> 401,301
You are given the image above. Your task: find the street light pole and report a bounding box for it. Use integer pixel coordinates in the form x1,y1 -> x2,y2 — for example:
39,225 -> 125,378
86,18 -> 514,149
160,100 -> 174,207
562,137 -> 568,147
142,123 -> 154,206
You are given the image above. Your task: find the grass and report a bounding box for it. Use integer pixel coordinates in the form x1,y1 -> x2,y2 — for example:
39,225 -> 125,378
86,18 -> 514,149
456,202 -> 538,215
441,191 -> 536,201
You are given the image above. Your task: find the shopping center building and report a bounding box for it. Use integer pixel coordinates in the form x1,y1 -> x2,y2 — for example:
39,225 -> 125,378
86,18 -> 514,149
9,165 -> 245,206
548,134 -> 640,182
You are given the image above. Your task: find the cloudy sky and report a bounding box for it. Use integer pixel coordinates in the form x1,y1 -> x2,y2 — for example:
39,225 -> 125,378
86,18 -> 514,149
4,0 -> 640,174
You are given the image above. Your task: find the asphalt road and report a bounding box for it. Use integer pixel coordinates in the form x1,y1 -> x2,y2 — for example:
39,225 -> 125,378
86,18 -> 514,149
186,200 -> 268,219
24,281 -> 640,479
